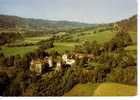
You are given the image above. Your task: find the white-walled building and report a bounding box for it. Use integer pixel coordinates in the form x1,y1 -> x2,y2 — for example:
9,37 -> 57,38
55,62 -> 62,72
48,58 -> 53,67
30,59 -> 43,75
62,54 -> 75,65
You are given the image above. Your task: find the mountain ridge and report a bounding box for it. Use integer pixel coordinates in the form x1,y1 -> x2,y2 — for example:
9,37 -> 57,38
0,15 -> 94,31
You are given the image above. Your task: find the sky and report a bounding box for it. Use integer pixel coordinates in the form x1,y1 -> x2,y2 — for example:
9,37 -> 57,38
0,0 -> 137,24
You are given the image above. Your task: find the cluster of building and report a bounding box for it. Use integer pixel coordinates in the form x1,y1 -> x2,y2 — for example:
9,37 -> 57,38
30,54 -> 76,75
30,53 -> 95,75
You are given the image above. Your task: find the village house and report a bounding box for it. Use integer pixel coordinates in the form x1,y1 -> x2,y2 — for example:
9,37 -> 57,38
30,53 -> 94,75
30,56 -> 53,75
62,53 -> 75,65
55,61 -> 62,72
30,59 -> 43,75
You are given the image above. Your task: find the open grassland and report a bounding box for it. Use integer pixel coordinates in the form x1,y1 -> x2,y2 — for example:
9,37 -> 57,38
24,36 -> 51,44
54,28 -> 126,54
64,82 -> 137,96
0,28 -> 117,56
54,42 -> 79,47
94,83 -> 137,96
53,29 -> 117,54
0,46 -> 38,56
0,36 -> 51,56
6,35 -> 52,46
79,30 -> 116,44
64,83 -> 98,96
69,30 -> 116,44
48,42 -> 79,54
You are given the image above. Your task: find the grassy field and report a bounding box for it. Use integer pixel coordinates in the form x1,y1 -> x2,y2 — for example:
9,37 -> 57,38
67,29 -> 116,44
64,83 -> 98,96
0,28 -> 117,56
64,82 -> 137,96
52,29 -> 116,54
0,46 -> 38,56
94,83 -> 137,96
0,36 -> 52,56
24,36 -> 51,44
0,28 -> 136,57
78,30 -> 116,44
48,42 -> 79,54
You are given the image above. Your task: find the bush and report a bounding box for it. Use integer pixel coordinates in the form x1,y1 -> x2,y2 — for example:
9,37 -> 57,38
0,72 -> 9,95
106,67 -> 137,85
103,31 -> 133,51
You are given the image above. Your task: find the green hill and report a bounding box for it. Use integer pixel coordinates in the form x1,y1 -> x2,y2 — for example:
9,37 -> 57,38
116,15 -> 137,43
0,15 -> 94,31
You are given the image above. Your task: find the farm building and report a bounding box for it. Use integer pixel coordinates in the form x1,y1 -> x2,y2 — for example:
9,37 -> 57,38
30,59 -> 43,75
62,54 -> 75,65
30,56 -> 53,75
30,53 -> 94,75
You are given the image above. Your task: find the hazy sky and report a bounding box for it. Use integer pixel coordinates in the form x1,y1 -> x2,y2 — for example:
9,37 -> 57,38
0,0 -> 137,23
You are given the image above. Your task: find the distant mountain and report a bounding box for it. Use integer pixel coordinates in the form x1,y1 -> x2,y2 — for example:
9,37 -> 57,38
0,15 -> 94,31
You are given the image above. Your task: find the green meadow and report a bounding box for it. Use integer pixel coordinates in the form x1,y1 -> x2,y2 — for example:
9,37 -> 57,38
64,82 -> 137,96
0,46 -> 38,56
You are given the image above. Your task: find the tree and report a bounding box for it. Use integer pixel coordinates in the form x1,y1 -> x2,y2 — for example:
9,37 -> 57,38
103,31 -> 133,52
0,72 -> 9,95
0,52 -> 6,67
5,56 -> 15,67
4,80 -> 23,96
14,54 -> 22,68
106,67 -> 136,85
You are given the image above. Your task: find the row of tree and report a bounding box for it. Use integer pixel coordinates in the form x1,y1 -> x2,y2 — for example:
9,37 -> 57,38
0,32 -> 23,45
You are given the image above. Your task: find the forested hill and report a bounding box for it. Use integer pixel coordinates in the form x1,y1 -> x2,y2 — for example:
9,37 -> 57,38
0,15 -> 94,31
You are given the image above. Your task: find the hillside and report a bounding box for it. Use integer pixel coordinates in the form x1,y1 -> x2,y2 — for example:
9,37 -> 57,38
114,15 -> 137,32
0,14 -> 137,96
0,15 -> 94,31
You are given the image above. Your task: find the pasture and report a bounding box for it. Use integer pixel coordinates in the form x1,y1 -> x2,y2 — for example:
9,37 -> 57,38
0,46 -> 38,56
24,36 -> 51,44
94,83 -> 137,96
64,83 -> 98,96
48,42 -> 79,54
63,29 -> 116,44
78,30 -> 116,44
64,82 -> 137,96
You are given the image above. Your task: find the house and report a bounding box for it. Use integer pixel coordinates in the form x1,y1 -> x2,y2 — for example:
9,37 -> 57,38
75,53 -> 95,60
55,61 -> 62,72
65,59 -> 75,65
62,54 -> 68,62
48,58 -> 53,67
62,54 -> 75,65
75,53 -> 84,59
30,59 -> 43,75
30,56 -> 53,75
